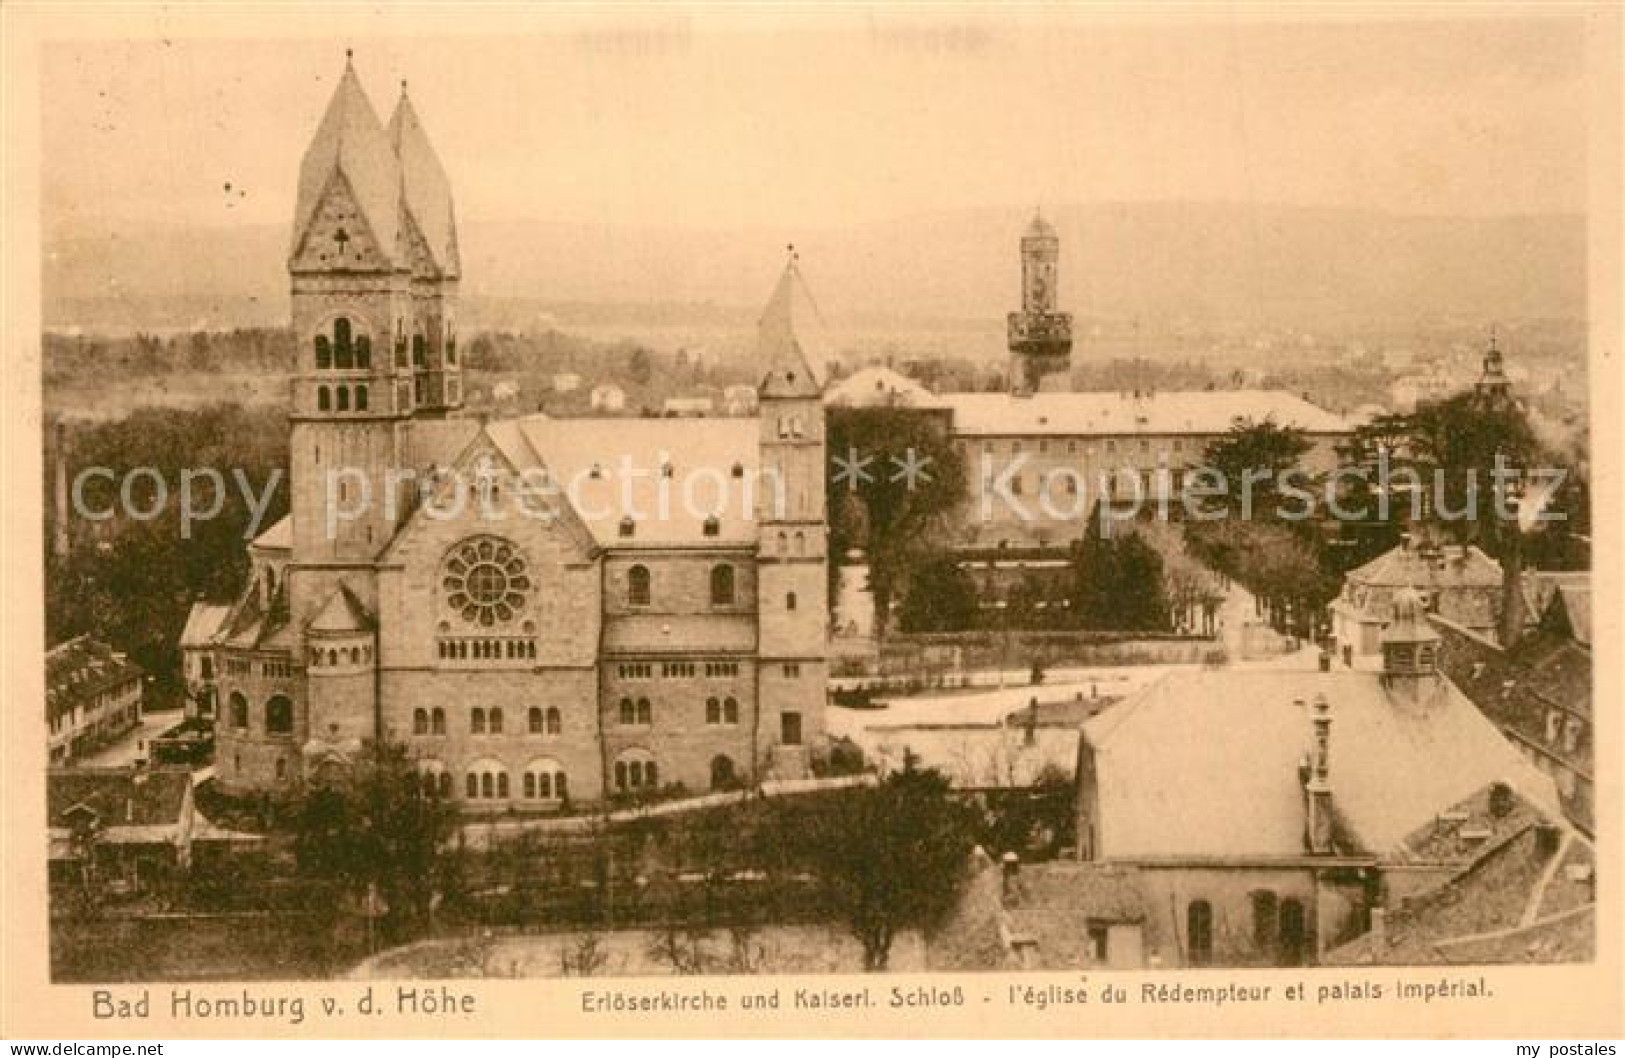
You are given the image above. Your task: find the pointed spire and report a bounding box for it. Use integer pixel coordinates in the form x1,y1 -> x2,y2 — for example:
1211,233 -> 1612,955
290,54 -> 402,264
757,251 -> 831,397
388,88 -> 460,278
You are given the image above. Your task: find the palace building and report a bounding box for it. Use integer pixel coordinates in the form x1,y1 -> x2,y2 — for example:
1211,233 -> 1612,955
182,57 -> 829,807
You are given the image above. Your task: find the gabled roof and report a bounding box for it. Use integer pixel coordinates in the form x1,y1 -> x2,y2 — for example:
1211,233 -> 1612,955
307,583 -> 376,634
46,637 -> 143,722
1324,827 -> 1594,966
252,514 -> 291,552
757,257 -> 831,396
290,59 -> 402,265
178,602 -> 233,650
387,88 -> 460,278
937,389 -> 1350,437
1083,668 -> 1560,861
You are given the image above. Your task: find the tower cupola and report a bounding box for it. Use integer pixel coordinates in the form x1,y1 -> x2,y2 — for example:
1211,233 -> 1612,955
1381,588 -> 1442,702
1007,210 -> 1072,395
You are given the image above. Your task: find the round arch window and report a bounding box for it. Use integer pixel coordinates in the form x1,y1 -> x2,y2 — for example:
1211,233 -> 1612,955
442,537 -> 531,626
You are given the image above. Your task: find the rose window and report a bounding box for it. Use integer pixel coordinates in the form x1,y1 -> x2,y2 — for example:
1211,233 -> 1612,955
443,537 -> 530,626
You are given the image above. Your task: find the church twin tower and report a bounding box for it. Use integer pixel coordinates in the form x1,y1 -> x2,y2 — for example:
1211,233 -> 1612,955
213,55 -> 831,800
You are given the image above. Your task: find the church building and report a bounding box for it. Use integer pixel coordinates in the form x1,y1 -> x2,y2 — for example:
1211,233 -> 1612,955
182,57 -> 829,809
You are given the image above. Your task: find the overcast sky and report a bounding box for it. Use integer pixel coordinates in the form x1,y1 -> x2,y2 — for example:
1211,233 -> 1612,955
42,12 -> 1590,236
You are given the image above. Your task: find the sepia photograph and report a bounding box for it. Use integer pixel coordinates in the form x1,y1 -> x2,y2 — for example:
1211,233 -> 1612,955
3,1 -> 1620,1042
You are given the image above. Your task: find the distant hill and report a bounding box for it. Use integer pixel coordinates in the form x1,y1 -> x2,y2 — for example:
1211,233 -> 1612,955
43,202 -> 1584,335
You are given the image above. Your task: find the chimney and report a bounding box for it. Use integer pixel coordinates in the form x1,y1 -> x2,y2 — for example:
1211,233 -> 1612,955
53,422 -> 70,560
1534,822 -> 1562,858
1305,693 -> 1336,854
1499,539 -> 1525,650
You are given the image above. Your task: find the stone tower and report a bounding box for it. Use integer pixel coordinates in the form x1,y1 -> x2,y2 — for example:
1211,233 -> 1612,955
285,56 -> 459,755
754,252 -> 830,777
1007,211 -> 1073,395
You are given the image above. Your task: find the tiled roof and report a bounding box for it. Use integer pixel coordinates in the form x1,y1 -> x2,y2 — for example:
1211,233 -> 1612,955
291,61 -> 402,265
1083,668 -> 1560,861
46,637 -> 143,723
1324,827 -> 1593,966
48,767 -> 190,830
936,389 -> 1349,437
1006,862 -> 1145,921
1346,541 -> 1502,590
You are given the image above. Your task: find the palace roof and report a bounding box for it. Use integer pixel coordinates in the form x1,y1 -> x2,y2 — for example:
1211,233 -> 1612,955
937,388 -> 1349,437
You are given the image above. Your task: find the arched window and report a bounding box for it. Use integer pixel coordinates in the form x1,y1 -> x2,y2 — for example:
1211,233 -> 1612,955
317,385 -> 331,412
710,755 -> 736,790
497,772 -> 509,798
355,334 -> 371,369
276,757 -> 288,781
547,707 -> 561,735
395,326 -> 408,367
1187,900 -> 1214,967
529,707 -> 543,734
481,773 -> 494,799
265,694 -> 294,735
471,707 -> 487,735
414,709 -> 429,735
229,691 -> 248,729
613,750 -> 657,793
438,772 -> 452,799
786,591 -> 798,612
355,385 -> 368,412
315,335 -> 332,370
334,317 -> 353,368
336,386 -> 350,412
710,564 -> 735,606
619,697 -> 635,725
466,773 -> 478,798
723,696 -> 739,724
431,707 -> 446,735
794,531 -> 805,554
524,759 -> 567,802
412,333 -> 427,367
706,697 -> 721,724
327,649 -> 338,666
636,697 -> 652,725
489,708 -> 504,735
628,565 -> 651,606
